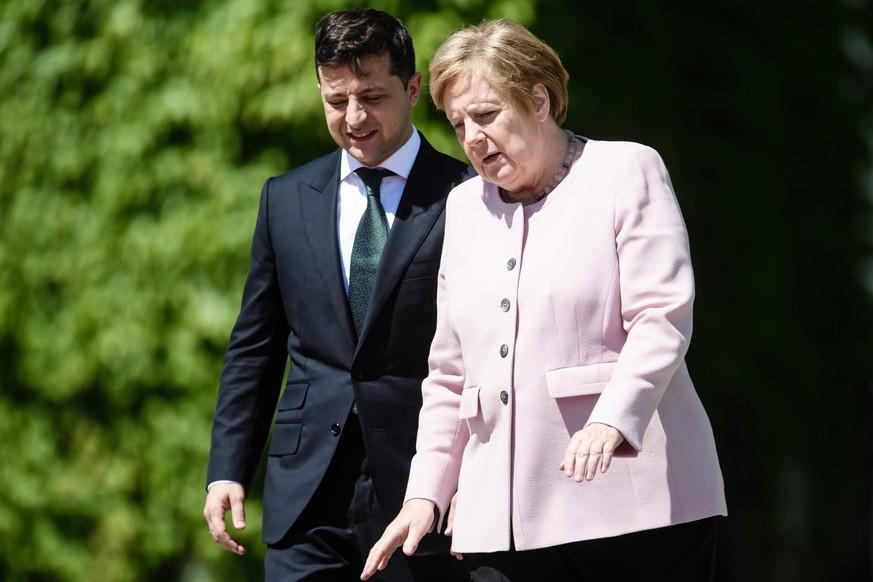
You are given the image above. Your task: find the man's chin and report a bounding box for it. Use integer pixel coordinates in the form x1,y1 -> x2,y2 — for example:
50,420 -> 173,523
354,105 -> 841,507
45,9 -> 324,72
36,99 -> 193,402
348,147 -> 386,167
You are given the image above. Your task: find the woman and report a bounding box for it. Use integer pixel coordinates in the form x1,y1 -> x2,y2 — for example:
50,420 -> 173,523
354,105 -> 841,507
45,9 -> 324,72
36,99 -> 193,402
362,19 -> 727,582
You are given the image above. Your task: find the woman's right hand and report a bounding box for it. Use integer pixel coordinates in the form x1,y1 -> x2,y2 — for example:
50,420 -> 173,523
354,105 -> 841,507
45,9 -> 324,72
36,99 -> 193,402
361,498 -> 437,580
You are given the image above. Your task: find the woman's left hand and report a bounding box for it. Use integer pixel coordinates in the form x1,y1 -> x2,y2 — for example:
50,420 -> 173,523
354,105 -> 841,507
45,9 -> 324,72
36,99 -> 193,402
560,423 -> 624,482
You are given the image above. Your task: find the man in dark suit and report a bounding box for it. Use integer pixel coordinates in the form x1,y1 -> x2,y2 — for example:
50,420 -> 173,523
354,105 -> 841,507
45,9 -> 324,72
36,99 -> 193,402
202,8 -> 473,582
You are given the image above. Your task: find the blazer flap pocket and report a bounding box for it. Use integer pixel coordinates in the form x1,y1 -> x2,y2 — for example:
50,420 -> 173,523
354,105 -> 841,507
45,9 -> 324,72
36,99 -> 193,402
403,254 -> 442,281
269,422 -> 302,456
546,362 -> 616,398
459,386 -> 481,419
277,382 -> 309,411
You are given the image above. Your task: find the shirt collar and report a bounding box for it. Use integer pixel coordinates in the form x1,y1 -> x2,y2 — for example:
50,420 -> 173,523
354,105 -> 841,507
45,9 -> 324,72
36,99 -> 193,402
341,126 -> 421,181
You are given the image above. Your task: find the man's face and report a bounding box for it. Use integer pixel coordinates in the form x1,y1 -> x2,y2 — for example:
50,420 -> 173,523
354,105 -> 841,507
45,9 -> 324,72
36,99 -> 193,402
318,53 -> 421,167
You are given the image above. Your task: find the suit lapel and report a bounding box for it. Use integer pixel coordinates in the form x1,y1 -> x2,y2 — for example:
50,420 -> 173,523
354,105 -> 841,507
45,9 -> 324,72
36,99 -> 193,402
297,154 -> 357,349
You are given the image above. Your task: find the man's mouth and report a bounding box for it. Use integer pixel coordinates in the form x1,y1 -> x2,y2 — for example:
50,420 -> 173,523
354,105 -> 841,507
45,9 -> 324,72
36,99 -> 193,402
349,129 -> 377,140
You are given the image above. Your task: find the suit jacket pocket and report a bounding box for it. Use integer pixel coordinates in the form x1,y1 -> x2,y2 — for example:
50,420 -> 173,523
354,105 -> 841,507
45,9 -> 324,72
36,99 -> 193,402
459,386 -> 481,419
269,422 -> 302,456
277,382 -> 309,411
402,254 -> 441,281
545,362 -> 616,398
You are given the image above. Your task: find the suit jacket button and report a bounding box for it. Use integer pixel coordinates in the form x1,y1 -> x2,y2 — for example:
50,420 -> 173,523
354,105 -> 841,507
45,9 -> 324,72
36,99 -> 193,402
330,422 -> 341,436
500,298 -> 511,312
506,258 -> 517,271
499,344 -> 509,358
500,390 -> 509,404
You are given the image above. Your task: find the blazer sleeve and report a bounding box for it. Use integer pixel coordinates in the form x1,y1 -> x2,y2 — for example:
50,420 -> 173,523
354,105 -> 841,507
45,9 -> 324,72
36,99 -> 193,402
403,205 -> 470,528
586,145 -> 695,451
206,178 -> 289,491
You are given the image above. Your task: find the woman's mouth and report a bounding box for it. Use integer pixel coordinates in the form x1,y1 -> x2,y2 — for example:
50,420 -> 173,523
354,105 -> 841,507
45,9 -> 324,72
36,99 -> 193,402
482,152 -> 501,165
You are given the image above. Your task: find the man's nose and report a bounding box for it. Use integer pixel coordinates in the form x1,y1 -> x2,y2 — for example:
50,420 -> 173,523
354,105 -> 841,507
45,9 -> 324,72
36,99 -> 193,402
346,100 -> 367,126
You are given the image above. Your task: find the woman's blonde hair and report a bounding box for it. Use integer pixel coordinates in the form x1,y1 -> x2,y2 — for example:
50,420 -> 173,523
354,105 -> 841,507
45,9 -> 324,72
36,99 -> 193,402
429,19 -> 569,124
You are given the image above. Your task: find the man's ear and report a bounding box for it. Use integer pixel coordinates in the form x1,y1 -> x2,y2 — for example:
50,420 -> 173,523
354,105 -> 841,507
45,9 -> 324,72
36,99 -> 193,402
407,72 -> 423,107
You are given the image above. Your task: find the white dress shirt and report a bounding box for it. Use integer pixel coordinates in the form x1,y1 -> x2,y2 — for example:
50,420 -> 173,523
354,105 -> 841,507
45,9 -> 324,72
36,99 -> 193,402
337,128 -> 421,293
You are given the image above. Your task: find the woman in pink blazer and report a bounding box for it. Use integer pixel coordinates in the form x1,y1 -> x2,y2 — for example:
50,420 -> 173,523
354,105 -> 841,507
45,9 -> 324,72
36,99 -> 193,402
363,19 -> 727,582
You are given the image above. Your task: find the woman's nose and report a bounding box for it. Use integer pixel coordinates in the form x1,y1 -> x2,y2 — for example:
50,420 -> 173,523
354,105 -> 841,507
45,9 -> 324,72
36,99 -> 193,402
463,122 -> 484,146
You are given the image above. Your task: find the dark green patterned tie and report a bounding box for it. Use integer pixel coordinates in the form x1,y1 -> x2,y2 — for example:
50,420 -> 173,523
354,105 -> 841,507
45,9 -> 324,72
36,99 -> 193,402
349,167 -> 394,337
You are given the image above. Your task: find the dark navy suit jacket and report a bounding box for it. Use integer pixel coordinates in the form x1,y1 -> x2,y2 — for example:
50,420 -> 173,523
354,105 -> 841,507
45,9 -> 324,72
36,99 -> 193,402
206,133 -> 471,549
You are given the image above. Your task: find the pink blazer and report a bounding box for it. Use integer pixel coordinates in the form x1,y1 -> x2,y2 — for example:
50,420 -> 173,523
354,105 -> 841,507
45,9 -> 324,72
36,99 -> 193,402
405,139 -> 727,553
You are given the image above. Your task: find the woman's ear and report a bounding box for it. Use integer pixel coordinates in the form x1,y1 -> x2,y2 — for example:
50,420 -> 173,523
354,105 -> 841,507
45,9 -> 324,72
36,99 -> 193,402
532,83 -> 551,122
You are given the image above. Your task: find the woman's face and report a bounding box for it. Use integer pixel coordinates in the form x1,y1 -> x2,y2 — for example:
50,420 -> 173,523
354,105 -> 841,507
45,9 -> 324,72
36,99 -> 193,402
443,73 -> 550,195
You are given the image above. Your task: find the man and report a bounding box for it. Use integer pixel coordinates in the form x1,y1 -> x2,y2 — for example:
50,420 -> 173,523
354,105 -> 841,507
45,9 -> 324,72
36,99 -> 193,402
202,8 -> 472,582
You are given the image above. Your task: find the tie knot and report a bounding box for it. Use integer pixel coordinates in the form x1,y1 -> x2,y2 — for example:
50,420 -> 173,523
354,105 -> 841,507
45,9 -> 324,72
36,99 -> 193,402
355,167 -> 395,197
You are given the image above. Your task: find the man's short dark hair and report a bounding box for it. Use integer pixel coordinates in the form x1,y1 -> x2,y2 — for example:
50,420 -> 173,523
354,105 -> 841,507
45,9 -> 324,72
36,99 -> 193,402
315,8 -> 416,86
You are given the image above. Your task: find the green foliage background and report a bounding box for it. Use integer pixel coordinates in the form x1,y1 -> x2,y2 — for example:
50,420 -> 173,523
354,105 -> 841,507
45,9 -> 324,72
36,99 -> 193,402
0,0 -> 870,580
